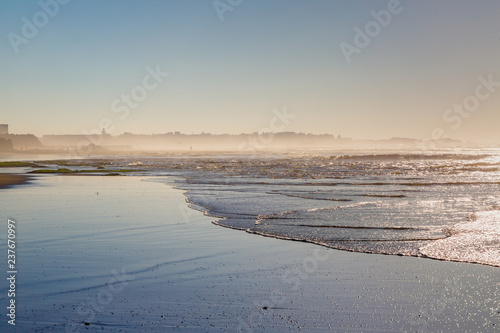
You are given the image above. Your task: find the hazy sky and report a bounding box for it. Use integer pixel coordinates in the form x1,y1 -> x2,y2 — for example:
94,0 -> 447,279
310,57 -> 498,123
1,0 -> 499,142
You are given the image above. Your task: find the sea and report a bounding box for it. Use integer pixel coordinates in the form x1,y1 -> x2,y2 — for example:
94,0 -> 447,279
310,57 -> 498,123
43,148 -> 500,267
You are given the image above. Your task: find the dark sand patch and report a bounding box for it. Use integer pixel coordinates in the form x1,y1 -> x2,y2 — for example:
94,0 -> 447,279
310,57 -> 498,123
0,173 -> 32,189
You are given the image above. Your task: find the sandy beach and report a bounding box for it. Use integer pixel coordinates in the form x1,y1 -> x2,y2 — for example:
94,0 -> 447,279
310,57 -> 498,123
0,173 -> 499,332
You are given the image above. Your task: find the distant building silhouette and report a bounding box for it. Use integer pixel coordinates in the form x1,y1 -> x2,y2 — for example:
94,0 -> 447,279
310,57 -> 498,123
0,124 -> 8,135
0,138 -> 13,152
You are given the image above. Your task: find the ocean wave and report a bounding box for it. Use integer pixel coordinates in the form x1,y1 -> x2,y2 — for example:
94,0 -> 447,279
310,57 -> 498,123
268,192 -> 352,201
420,210 -> 500,267
329,153 -> 491,161
141,150 -> 500,268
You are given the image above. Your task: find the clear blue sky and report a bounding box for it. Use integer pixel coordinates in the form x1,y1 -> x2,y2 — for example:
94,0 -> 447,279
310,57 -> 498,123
1,0 -> 499,142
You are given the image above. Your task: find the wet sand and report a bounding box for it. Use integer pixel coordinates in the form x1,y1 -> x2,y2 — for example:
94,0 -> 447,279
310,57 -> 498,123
0,175 -> 498,332
0,173 -> 32,189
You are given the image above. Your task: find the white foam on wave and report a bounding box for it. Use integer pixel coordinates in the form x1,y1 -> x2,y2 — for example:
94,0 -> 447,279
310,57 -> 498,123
420,210 -> 500,267
306,201 -> 381,212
